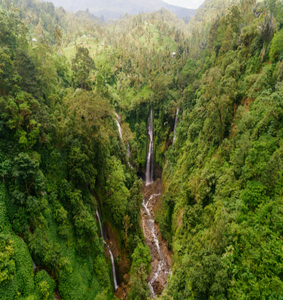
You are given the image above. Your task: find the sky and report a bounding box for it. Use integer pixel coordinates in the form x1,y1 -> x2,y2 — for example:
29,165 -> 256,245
163,0 -> 205,9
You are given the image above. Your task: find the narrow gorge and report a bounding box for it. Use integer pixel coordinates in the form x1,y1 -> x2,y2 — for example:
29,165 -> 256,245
142,108 -> 173,298
112,108 -> 175,298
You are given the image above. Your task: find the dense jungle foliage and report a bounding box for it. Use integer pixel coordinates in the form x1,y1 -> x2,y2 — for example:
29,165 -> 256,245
1,0 -> 283,299
0,1 -> 149,299
156,0 -> 283,299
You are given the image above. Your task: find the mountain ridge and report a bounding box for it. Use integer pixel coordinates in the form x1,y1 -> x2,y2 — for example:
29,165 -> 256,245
48,0 -> 196,20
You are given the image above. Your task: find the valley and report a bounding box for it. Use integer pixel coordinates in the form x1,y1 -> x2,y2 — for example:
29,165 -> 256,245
1,0 -> 283,299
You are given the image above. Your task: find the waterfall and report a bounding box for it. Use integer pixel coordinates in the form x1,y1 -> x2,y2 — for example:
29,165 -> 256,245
116,119 -> 123,140
96,210 -> 118,291
173,108 -> 179,143
107,246 -> 118,291
96,210 -> 104,240
146,107 -> 154,185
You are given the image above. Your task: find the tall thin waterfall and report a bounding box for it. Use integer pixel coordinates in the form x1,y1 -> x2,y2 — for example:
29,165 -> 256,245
146,107 -> 154,185
116,115 -> 133,169
96,210 -> 118,291
115,119 -> 123,140
173,108 -> 179,143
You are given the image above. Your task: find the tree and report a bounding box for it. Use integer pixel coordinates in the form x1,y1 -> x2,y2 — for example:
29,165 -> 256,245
257,13 -> 278,61
221,25 -> 233,53
0,10 -> 27,56
0,92 -> 40,150
190,254 -> 228,299
127,179 -> 143,246
208,18 -> 220,50
72,46 -> 95,89
0,48 -> 15,96
66,90 -> 112,147
226,4 -> 241,32
15,49 -> 39,96
122,215 -> 132,249
53,25 -> 62,46
11,152 -> 45,203
0,234 -> 16,284
67,146 -> 97,189
128,242 -> 151,300
269,28 -> 283,61
201,68 -> 233,142
104,156 -> 130,226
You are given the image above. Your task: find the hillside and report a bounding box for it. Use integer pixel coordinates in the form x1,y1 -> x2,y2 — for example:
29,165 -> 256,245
48,0 -> 196,20
1,0 -> 283,299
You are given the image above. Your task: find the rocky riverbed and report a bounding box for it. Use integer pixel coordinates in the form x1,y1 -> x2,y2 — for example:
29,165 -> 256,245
142,179 -> 172,297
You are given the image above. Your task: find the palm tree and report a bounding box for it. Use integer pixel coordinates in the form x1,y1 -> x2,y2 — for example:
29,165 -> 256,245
257,13 -> 278,61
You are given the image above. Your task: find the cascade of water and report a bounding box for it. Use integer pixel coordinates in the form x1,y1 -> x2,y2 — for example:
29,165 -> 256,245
96,210 -> 118,291
96,211 -> 104,240
142,109 -> 172,297
116,119 -> 123,140
146,107 -> 154,185
173,108 -> 179,143
142,194 -> 170,298
148,261 -> 163,297
107,246 -> 118,291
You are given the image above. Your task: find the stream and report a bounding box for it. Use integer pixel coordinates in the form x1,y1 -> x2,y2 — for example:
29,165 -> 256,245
142,107 -> 172,298
142,182 -> 172,298
101,110 -> 173,296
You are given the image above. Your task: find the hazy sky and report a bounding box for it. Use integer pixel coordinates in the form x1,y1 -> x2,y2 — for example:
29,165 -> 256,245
163,0 -> 205,9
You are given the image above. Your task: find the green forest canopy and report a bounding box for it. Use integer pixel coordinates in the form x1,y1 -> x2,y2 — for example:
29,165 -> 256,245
1,0 -> 283,299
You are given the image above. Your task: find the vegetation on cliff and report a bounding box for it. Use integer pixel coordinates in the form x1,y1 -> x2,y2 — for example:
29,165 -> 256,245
157,0 -> 283,299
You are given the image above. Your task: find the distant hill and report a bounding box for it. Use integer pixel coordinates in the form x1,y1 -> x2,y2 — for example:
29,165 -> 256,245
48,0 -> 196,21
187,0 -> 237,30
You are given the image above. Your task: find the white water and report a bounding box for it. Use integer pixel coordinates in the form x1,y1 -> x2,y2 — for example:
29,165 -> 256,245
148,261 -> 164,297
173,108 -> 179,143
146,107 -> 154,185
142,195 -> 162,257
142,194 -> 170,298
107,246 -> 118,291
116,119 -> 123,140
116,116 -> 133,168
96,210 -> 118,291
